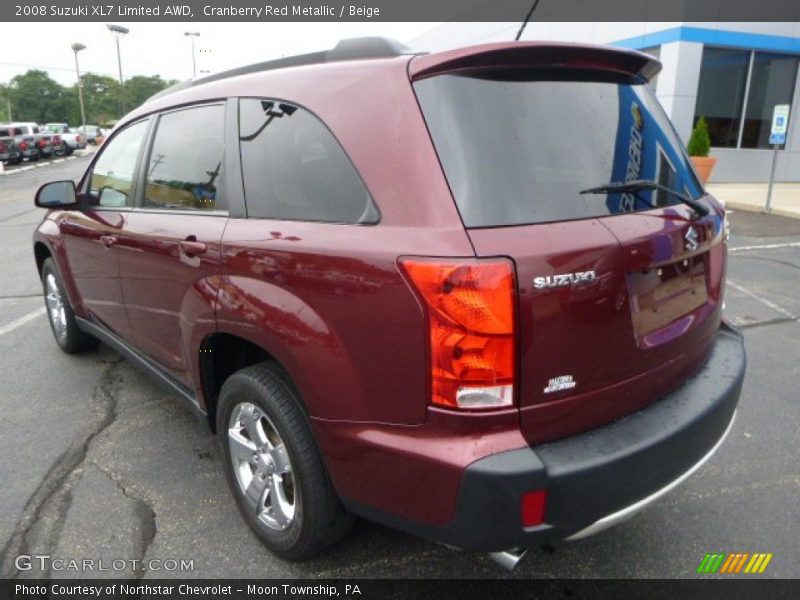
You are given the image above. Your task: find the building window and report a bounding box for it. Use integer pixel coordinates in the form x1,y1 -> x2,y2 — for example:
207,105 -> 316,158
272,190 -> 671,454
695,48 -> 750,148
741,52 -> 799,148
695,47 -> 798,149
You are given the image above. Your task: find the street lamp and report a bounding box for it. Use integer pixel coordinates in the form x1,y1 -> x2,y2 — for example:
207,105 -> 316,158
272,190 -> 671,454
184,32 -> 200,79
106,24 -> 129,116
71,43 -> 87,134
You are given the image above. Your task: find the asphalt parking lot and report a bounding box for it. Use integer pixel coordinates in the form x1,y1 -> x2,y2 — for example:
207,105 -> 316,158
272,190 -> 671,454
0,156 -> 798,579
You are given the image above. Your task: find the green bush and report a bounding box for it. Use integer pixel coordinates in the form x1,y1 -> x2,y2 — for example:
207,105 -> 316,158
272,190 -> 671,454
687,117 -> 711,157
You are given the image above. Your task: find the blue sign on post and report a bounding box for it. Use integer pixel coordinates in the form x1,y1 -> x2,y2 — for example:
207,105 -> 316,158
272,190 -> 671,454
770,132 -> 786,145
766,104 -> 790,213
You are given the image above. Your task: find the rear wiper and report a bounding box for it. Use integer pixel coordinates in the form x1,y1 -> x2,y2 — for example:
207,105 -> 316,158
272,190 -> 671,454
579,179 -> 708,217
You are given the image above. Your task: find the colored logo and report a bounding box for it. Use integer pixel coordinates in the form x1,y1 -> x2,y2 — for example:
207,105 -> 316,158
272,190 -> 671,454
697,552 -> 773,574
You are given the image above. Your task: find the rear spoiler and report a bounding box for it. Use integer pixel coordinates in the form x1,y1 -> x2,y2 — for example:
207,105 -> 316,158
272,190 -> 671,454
409,42 -> 661,82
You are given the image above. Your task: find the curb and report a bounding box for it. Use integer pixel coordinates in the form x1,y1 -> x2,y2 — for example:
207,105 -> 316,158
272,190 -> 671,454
726,201 -> 800,221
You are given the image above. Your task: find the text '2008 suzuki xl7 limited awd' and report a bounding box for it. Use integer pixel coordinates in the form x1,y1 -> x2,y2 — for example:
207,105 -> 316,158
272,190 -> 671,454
33,38 -> 745,568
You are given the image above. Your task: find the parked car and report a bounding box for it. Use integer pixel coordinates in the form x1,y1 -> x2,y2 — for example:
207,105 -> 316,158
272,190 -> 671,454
0,132 -> 21,165
48,133 -> 67,157
77,124 -> 103,145
0,125 -> 40,162
43,123 -> 87,154
31,38 -> 745,567
11,123 -> 54,158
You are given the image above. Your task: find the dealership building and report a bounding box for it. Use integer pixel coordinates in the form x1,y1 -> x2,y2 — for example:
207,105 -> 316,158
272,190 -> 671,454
411,22 -> 800,183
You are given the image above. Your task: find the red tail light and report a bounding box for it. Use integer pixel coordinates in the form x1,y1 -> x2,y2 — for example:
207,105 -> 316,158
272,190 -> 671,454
37,139 -> 47,149
53,135 -> 61,144
19,141 -> 27,151
0,142 -> 5,153
76,135 -> 83,144
400,258 -> 516,409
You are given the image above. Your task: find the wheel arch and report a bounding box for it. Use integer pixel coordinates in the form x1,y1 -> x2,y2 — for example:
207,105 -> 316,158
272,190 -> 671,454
199,331 -> 306,433
33,240 -> 52,275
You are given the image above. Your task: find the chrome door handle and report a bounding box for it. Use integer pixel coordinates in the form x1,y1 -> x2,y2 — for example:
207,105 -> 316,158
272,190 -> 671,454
100,235 -> 118,249
180,239 -> 208,257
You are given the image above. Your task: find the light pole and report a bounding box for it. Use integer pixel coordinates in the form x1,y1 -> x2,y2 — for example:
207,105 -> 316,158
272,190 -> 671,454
71,43 -> 87,134
106,24 -> 129,116
184,32 -> 200,79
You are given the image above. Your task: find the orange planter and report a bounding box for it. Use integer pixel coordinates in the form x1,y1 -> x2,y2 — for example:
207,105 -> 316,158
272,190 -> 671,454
691,156 -> 717,184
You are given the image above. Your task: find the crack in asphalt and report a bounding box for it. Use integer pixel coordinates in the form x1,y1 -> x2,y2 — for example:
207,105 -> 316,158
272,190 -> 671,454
90,461 -> 158,580
0,357 -> 124,578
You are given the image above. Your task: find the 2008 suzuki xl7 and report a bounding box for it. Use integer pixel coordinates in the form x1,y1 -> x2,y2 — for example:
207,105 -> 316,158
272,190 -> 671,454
32,38 -> 745,566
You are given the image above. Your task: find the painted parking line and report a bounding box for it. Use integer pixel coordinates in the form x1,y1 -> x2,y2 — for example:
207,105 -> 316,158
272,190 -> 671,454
727,280 -> 798,320
0,306 -> 45,337
0,153 -> 87,176
729,242 -> 800,252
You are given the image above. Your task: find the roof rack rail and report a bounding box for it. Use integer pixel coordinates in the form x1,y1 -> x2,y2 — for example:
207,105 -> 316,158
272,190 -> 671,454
146,37 -> 415,103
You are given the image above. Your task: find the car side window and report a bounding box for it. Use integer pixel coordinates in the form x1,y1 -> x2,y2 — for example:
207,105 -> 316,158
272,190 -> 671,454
239,98 -> 378,224
88,119 -> 148,208
143,104 -> 225,211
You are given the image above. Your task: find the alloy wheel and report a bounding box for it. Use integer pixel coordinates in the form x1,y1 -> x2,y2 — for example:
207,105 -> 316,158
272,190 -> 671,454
45,273 -> 68,342
228,402 -> 296,531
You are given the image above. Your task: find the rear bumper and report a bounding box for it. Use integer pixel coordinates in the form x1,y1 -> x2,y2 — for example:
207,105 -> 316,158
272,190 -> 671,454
344,323 -> 745,552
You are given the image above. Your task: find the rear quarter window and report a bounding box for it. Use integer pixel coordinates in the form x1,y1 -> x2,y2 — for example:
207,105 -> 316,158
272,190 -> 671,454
238,98 -> 378,224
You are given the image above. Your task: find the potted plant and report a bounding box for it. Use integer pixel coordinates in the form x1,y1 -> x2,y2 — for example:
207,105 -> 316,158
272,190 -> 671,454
687,117 -> 716,184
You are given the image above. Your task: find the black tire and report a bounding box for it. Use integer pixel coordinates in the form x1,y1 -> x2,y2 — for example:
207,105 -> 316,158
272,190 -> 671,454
217,362 -> 353,560
41,258 -> 99,354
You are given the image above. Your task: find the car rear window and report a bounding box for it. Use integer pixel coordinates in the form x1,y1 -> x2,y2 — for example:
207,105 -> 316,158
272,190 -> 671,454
414,74 -> 703,227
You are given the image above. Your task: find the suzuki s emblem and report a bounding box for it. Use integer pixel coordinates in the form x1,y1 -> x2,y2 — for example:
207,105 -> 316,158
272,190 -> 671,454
685,226 -> 699,252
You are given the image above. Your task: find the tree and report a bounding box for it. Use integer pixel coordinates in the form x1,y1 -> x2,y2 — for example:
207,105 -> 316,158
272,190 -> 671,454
79,73 -> 122,125
1,69 -> 176,126
125,75 -> 176,110
0,83 -> 11,121
7,70 -> 66,123
688,117 -> 711,157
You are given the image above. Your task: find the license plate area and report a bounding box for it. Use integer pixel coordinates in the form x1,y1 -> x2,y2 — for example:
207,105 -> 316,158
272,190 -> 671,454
627,254 -> 708,348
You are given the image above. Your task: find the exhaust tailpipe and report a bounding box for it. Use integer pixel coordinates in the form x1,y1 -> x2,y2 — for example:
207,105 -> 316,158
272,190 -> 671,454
489,548 -> 528,571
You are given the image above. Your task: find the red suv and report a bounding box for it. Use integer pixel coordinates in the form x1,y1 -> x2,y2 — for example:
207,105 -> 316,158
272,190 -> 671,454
32,38 -> 745,567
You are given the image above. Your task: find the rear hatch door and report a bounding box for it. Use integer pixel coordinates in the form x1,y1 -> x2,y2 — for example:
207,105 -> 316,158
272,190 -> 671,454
412,44 -> 726,444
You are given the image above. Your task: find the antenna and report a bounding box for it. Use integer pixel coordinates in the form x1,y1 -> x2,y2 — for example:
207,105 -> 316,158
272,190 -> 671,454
515,0 -> 541,41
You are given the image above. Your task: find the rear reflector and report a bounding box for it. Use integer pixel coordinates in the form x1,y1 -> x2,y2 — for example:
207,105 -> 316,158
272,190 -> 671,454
521,490 -> 548,527
400,258 -> 516,409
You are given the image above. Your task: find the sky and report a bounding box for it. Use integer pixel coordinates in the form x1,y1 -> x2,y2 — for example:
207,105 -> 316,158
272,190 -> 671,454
1,22 -> 441,86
